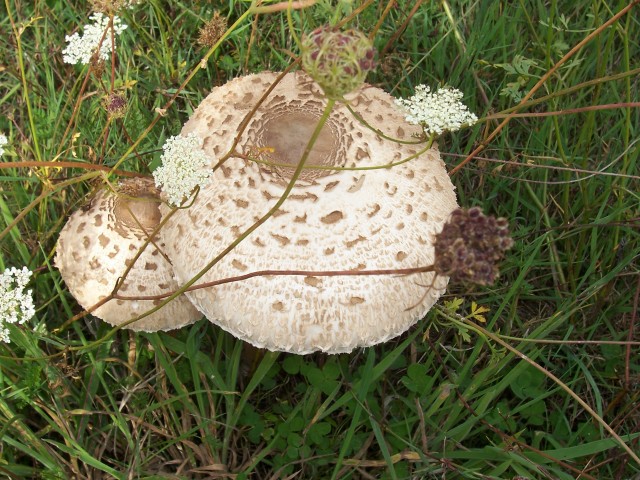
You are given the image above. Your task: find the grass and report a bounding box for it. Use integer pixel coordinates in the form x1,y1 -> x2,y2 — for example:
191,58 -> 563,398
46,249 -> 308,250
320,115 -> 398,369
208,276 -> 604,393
0,0 -> 639,478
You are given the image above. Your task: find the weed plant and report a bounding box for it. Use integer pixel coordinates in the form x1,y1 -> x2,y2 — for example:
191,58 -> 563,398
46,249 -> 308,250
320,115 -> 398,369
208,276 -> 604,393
0,0 -> 639,478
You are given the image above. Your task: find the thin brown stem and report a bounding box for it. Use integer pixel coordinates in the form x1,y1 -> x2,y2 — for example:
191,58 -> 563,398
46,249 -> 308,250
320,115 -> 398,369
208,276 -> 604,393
486,102 -> 640,119
380,0 -> 424,56
251,0 -> 316,13
369,0 -> 397,40
113,265 -> 437,301
443,310 -> 640,465
0,161 -> 145,177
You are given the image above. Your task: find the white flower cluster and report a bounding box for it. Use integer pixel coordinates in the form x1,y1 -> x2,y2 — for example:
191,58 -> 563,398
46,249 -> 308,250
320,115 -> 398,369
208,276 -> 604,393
62,13 -> 127,65
395,85 -> 478,136
153,133 -> 213,207
0,133 -> 7,157
0,267 -> 36,343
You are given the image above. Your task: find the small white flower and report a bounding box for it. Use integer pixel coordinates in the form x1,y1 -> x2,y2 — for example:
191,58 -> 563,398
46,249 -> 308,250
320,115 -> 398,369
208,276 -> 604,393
395,85 -> 478,136
0,266 -> 36,343
153,133 -> 213,207
0,134 -> 7,157
62,12 -> 127,65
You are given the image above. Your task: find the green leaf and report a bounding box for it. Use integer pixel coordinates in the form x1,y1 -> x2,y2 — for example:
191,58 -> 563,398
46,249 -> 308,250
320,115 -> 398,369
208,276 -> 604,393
510,365 -> 546,399
444,297 -> 464,313
282,355 -> 302,375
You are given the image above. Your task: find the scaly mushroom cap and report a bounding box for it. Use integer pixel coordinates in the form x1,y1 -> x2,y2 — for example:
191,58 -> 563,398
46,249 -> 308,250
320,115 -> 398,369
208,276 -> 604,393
160,71 -> 458,353
55,178 -> 201,331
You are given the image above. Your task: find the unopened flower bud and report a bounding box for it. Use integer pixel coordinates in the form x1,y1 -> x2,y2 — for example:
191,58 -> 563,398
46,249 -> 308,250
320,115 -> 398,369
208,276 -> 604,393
301,26 -> 376,99
197,11 -> 227,48
90,0 -> 140,15
103,93 -> 127,119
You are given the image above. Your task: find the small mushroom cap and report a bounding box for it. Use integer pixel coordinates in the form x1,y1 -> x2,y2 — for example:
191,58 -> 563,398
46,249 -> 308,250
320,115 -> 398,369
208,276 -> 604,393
55,178 -> 201,331
160,71 -> 458,353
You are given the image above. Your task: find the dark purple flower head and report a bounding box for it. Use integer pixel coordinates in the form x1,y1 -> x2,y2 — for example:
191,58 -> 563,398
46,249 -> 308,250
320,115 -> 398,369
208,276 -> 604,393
434,208 -> 514,285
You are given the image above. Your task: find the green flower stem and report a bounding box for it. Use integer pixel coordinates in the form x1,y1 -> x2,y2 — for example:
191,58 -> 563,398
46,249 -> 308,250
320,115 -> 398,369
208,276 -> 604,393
6,7 -> 42,164
0,172 -> 100,244
243,136 -> 434,172
163,97 -> 337,303
344,103 -> 428,145
437,306 -> 640,465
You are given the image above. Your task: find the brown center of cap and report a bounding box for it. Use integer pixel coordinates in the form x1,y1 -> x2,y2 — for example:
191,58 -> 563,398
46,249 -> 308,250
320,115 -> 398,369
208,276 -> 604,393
114,195 -> 161,232
259,111 -> 338,182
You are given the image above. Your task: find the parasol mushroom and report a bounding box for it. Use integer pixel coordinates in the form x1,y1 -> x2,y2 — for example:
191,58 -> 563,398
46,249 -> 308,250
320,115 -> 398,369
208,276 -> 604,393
55,178 -> 201,331
159,71 -> 458,353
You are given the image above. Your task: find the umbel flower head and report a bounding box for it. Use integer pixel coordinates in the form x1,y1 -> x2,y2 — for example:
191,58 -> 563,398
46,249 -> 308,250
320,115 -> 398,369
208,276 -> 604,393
395,85 -> 478,136
301,26 -> 376,99
153,133 -> 213,207
0,266 -> 36,343
0,133 -> 7,157
62,12 -> 127,65
434,207 -> 513,285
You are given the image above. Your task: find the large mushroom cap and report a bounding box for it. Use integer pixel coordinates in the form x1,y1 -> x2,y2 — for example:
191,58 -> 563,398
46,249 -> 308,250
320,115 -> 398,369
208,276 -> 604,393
160,71 -> 458,353
55,178 -> 201,331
